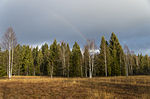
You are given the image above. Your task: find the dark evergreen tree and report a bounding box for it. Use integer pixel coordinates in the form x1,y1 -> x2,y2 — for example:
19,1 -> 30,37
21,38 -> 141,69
13,44 -> 22,75
66,43 -> 71,77
83,45 -> 90,77
21,45 -> 33,75
70,42 -> 82,77
0,47 -> 6,76
49,39 -> 61,77
32,46 -> 40,76
99,36 -> 107,76
41,43 -> 49,75
109,32 -> 122,76
38,49 -> 43,76
142,54 -> 150,75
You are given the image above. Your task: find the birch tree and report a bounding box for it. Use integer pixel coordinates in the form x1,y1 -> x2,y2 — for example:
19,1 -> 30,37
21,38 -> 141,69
87,40 -> 96,78
2,27 -> 17,79
124,44 -> 130,76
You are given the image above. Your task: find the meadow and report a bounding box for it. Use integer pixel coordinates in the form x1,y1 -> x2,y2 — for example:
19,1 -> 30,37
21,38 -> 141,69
0,76 -> 150,99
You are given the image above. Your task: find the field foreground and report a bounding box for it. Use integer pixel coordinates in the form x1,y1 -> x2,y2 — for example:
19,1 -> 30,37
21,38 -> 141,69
0,76 -> 150,99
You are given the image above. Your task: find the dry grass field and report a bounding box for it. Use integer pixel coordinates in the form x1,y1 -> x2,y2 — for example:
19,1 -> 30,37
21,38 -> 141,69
0,76 -> 150,99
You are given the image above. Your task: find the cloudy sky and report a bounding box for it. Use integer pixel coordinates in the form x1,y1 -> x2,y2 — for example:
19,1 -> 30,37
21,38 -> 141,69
0,0 -> 150,54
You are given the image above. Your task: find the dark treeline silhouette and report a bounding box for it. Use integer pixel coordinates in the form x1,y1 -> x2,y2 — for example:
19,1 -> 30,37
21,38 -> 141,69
0,27 -> 150,78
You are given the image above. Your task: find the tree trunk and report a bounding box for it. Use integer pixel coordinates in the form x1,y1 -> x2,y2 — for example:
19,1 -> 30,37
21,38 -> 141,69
89,56 -> 92,78
91,55 -> 94,77
67,62 -> 69,78
11,39 -> 13,77
51,62 -> 53,78
33,66 -> 35,76
8,42 -> 11,79
125,55 -> 128,76
85,61 -> 87,77
104,44 -> 107,77
80,64 -> 83,77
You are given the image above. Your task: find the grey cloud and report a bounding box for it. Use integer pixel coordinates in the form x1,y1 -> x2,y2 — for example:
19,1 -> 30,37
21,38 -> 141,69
0,0 -> 150,54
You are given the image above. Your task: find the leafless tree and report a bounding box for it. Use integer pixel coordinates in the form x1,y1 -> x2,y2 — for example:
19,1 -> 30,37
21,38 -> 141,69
124,44 -> 130,76
1,27 -> 17,79
87,40 -> 97,78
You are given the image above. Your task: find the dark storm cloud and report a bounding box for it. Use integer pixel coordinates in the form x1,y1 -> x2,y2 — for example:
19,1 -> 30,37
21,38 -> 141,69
0,0 -> 150,54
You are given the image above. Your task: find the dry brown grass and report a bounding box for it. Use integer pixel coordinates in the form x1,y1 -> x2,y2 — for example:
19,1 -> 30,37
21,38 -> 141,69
0,76 -> 150,99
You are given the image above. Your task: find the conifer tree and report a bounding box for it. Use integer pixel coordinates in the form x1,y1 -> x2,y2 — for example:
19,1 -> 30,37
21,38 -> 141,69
99,36 -> 107,76
49,39 -> 61,77
0,47 -> 6,76
60,42 -> 67,77
38,49 -> 43,75
21,45 -> 33,75
13,44 -> 22,75
109,32 -> 122,76
41,43 -> 49,75
66,43 -> 71,77
32,46 -> 39,76
70,42 -> 82,77
142,54 -> 150,75
83,45 -> 90,77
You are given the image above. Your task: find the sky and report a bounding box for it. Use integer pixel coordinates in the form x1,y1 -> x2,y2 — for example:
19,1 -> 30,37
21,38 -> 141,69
0,0 -> 150,55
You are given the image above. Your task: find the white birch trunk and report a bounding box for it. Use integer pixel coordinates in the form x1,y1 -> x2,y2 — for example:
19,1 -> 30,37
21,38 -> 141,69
8,38 -> 11,79
11,38 -> 13,77
89,56 -> 92,78
91,54 -> 94,77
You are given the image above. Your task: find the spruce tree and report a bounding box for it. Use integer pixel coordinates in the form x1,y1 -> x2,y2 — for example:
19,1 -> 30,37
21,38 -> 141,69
99,36 -> 107,76
143,54 -> 149,75
49,39 -> 61,77
109,32 -> 122,76
66,43 -> 71,77
41,43 -> 49,75
38,49 -> 43,76
13,44 -> 22,75
70,42 -> 82,77
60,42 -> 67,77
0,47 -> 6,76
32,46 -> 39,76
83,45 -> 90,77
21,45 -> 33,75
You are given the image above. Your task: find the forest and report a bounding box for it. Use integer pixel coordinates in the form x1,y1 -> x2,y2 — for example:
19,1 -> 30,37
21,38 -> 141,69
0,27 -> 150,78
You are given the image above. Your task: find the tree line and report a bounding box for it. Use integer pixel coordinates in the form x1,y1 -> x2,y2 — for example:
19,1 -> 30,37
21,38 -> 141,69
0,27 -> 150,78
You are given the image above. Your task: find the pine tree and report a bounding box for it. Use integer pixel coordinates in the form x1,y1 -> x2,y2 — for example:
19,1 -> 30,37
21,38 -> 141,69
66,43 -> 71,77
49,39 -> 61,77
13,44 -> 22,75
21,45 -> 34,75
70,42 -> 82,77
83,45 -> 90,77
60,42 -> 67,77
142,54 -> 150,75
99,36 -> 107,76
41,43 -> 49,75
0,47 -> 6,76
119,45 -> 126,76
32,46 -> 39,76
109,32 -> 122,76
138,54 -> 144,74
38,49 -> 43,76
